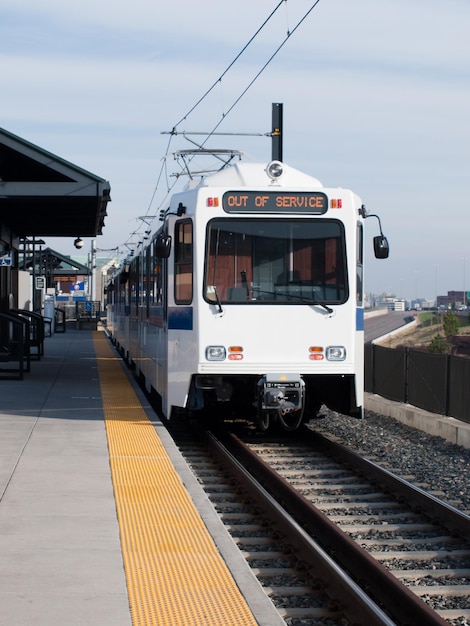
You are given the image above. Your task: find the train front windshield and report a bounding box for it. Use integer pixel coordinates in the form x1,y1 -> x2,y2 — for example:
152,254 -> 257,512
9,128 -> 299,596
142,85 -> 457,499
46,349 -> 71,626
204,218 -> 348,304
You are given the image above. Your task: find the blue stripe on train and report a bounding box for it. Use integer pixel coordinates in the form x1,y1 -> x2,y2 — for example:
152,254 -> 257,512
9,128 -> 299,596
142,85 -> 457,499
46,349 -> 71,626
356,307 -> 364,331
168,307 -> 193,330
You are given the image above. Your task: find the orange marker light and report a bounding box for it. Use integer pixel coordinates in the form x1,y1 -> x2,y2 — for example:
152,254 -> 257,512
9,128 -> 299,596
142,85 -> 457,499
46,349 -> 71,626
228,346 -> 243,360
309,346 -> 324,361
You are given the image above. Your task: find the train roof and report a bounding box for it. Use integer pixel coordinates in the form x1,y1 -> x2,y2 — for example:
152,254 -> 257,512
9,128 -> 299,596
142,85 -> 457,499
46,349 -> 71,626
186,161 -> 324,190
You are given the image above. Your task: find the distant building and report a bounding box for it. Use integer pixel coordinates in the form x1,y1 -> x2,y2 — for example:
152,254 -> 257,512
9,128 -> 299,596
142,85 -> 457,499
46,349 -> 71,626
374,293 -> 406,311
392,300 -> 406,311
410,298 -> 434,311
437,291 -> 468,309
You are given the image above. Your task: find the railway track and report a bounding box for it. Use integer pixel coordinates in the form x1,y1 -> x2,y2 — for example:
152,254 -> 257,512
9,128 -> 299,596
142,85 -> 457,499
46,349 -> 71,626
175,429 -> 393,626
171,419 -> 470,625
235,428 -> 470,625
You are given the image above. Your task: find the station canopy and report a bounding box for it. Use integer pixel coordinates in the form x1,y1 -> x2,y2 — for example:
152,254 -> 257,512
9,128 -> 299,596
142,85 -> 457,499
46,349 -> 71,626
21,247 -> 90,278
0,127 -> 110,238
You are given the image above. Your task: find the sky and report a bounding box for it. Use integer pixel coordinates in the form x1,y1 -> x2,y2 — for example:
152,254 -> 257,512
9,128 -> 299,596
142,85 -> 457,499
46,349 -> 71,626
2,0 -> 470,301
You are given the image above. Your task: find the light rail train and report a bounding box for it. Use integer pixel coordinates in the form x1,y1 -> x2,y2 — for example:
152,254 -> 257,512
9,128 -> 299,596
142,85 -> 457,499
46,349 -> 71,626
106,155 -> 388,431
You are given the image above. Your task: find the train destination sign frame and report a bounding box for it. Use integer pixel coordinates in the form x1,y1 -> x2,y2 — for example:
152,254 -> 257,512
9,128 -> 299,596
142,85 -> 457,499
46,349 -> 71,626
222,191 -> 328,214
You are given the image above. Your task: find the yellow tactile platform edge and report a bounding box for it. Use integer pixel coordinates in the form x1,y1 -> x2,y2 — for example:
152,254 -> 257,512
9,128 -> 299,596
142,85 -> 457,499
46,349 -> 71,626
93,332 -> 258,626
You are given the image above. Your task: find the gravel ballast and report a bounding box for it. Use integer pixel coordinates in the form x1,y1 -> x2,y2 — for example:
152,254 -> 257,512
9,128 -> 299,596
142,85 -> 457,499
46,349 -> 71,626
309,410 -> 470,515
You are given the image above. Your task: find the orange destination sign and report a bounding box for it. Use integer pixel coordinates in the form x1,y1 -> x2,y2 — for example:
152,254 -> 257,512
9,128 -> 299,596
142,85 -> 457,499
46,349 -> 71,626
222,191 -> 327,214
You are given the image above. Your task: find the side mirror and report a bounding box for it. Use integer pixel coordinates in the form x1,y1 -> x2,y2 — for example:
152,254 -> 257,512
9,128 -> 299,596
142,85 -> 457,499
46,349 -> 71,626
373,235 -> 389,259
363,209 -> 390,260
155,234 -> 171,259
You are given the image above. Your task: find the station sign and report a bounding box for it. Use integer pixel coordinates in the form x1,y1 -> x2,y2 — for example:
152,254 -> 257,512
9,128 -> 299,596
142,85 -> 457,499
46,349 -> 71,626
0,252 -> 13,267
35,276 -> 46,290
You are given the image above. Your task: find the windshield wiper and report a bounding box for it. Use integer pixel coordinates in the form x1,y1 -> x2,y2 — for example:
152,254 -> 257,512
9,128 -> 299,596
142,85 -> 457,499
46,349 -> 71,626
213,285 -> 224,314
317,303 -> 334,314
253,289 -> 334,313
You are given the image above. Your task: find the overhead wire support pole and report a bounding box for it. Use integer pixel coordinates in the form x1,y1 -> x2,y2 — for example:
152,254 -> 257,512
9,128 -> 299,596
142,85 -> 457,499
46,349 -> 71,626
271,102 -> 283,162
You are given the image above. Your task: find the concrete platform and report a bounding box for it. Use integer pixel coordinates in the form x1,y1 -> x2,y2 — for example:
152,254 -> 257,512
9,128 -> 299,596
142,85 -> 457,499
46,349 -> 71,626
0,328 -> 131,626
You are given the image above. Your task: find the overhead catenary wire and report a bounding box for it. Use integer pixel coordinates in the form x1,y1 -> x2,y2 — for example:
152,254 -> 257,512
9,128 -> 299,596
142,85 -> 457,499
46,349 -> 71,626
122,0 -> 322,258
194,0 -> 322,151
139,1 -> 286,226
164,0 -> 322,170
171,0 -> 286,131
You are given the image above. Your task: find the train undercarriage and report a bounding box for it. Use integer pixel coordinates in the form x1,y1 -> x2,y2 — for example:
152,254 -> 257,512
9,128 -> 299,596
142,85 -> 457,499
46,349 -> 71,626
187,372 -> 361,432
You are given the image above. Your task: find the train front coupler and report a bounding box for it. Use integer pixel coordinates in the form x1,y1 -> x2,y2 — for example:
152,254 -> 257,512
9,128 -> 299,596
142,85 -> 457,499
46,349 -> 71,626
256,373 -> 305,432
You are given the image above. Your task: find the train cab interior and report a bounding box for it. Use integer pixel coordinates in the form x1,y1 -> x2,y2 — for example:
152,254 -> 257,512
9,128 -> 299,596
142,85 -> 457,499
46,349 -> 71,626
204,218 -> 348,305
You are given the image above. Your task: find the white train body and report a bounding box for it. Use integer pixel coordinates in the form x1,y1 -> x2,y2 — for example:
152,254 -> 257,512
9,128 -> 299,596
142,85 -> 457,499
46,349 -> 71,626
107,160 -> 386,431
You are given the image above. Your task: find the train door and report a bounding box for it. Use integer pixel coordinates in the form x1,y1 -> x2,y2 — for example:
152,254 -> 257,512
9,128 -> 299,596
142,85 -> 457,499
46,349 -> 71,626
165,218 -> 196,416
150,231 -> 170,416
354,222 -> 365,417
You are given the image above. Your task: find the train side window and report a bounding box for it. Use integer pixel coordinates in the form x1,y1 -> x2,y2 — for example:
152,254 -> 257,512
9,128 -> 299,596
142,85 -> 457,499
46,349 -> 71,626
142,246 -> 148,316
129,256 -> 140,315
151,240 -> 164,306
357,223 -> 363,306
174,220 -> 193,304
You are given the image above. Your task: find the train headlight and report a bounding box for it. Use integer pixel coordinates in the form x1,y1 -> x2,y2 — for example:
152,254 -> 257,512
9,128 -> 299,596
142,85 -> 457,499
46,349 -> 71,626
326,346 -> 346,361
266,160 -> 284,180
205,346 -> 226,361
